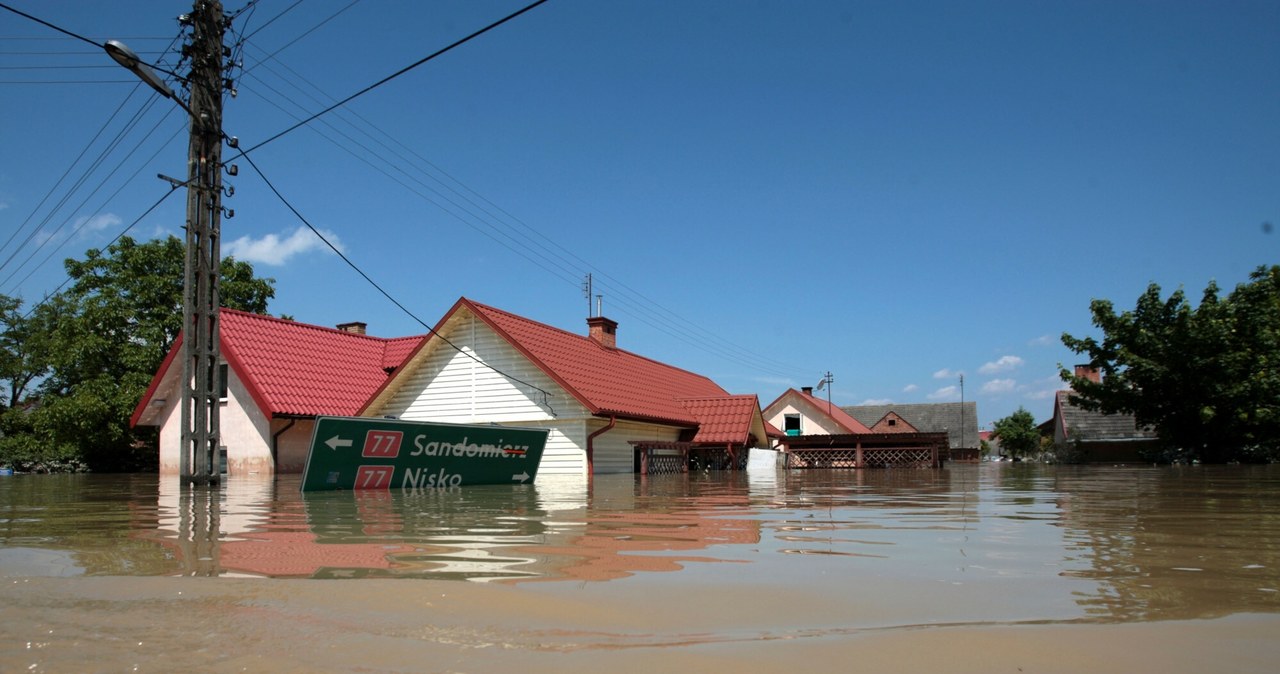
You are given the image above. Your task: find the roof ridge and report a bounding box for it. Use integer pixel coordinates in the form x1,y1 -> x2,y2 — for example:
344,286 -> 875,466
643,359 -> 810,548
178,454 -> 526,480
463,298 -> 720,382
221,307 -> 416,343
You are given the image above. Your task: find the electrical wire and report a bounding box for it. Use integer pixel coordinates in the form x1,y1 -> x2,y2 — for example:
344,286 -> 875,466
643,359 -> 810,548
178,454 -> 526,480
19,185 -> 182,319
239,151 -> 558,416
238,60 -> 805,378
233,0 -> 550,158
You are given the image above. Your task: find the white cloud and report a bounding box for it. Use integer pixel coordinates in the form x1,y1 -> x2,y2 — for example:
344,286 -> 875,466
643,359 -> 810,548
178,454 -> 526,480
928,385 -> 959,400
981,378 -> 1017,394
902,384 -> 919,393
933,368 -> 960,379
81,213 -> 120,234
40,213 -> 122,245
978,355 -> 1024,375
223,227 -> 343,266
1029,334 -> 1055,347
1024,376 -> 1069,400
860,398 -> 894,405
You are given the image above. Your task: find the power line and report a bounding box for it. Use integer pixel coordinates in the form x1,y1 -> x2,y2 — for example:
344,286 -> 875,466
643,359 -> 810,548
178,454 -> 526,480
0,2 -> 102,48
239,151 -> 558,417
234,0 -> 550,158
19,185 -> 182,319
230,7 -> 804,378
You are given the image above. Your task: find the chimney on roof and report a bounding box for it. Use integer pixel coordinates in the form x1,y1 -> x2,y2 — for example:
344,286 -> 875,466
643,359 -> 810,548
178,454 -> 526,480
337,321 -> 367,335
1074,364 -> 1101,384
801,386 -> 814,395
587,315 -> 618,349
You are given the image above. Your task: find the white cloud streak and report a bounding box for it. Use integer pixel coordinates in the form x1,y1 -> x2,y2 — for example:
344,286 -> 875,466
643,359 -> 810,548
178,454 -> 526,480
928,385 -> 959,400
979,355 -> 1024,375
223,227 -> 343,266
981,378 -> 1017,394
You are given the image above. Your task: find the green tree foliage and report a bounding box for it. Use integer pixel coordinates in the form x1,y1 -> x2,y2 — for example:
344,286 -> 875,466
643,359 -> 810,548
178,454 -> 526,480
0,236 -> 275,472
992,407 -> 1040,459
0,295 -> 50,408
1061,265 -> 1280,464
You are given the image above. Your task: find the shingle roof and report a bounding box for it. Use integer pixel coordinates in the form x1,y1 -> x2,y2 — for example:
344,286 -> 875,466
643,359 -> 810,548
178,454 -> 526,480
843,402 -> 979,449
1054,391 -> 1157,441
458,299 -> 733,426
131,310 -> 424,425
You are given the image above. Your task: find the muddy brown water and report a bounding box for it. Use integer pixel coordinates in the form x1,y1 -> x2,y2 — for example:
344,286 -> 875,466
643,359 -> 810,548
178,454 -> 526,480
2,463 -> 1279,672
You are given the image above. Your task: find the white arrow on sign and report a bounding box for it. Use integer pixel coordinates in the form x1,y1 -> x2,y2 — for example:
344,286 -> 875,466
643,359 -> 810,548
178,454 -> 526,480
325,435 -> 353,451
512,471 -> 531,483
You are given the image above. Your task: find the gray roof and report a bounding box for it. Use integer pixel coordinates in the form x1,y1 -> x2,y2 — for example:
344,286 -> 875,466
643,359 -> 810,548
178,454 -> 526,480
1056,392 -> 1157,441
842,402 -> 980,449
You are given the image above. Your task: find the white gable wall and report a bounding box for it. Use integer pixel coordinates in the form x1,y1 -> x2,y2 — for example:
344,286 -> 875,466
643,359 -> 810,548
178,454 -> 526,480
373,312 -> 591,475
764,398 -> 847,437
368,311 -> 690,477
155,362 -> 276,477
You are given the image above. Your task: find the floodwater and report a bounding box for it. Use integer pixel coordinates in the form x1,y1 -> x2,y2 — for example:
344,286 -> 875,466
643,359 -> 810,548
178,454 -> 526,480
2,463 -> 1279,673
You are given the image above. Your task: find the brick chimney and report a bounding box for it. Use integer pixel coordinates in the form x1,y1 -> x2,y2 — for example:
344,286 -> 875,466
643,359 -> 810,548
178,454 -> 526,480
801,386 -> 814,395
1074,364 -> 1101,384
337,321 -> 367,335
587,316 -> 618,349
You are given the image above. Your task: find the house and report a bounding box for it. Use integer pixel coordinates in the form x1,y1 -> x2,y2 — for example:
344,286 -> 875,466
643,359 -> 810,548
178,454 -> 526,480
1041,366 -> 1160,462
762,386 -> 872,438
133,299 -> 769,478
359,298 -> 770,476
131,310 -> 424,476
762,388 -> 949,468
843,402 -> 980,460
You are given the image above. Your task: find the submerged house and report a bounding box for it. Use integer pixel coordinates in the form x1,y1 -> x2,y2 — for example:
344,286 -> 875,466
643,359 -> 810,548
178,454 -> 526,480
131,310 -> 423,475
1041,365 -> 1160,462
132,299 -> 769,478
762,388 -> 949,468
359,298 -> 769,476
844,402 -> 981,461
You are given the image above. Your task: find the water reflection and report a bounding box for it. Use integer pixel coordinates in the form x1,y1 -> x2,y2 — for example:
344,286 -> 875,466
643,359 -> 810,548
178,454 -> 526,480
2,465 -> 1280,623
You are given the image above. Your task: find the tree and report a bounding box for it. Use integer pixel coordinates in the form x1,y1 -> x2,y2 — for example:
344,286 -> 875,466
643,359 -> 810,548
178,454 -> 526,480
0,236 -> 275,472
1061,265 -> 1280,464
0,294 -> 50,408
992,407 -> 1040,459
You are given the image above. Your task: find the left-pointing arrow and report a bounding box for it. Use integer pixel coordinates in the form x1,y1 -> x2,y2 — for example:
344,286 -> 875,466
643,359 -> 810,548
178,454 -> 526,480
325,435 -> 353,451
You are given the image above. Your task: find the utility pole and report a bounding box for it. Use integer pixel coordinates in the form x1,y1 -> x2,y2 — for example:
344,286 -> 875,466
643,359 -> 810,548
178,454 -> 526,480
179,0 -> 227,485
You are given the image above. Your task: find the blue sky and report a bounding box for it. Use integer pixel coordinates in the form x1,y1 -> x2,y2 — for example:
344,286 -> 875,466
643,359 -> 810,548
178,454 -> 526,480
2,0 -> 1277,429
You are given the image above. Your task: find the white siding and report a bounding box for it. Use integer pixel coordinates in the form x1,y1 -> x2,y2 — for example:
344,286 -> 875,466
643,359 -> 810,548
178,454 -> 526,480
380,313 -> 573,423
370,312 -> 592,476
363,311 -> 694,478
592,419 -> 683,474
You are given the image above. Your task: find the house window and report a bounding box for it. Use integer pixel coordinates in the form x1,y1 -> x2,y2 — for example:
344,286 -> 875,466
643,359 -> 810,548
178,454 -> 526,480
784,413 -> 802,437
218,363 -> 229,401
887,418 -> 897,427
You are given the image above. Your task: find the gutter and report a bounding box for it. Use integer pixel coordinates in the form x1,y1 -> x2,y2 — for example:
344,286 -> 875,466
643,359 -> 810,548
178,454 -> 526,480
271,418 -> 298,470
585,415 -> 617,477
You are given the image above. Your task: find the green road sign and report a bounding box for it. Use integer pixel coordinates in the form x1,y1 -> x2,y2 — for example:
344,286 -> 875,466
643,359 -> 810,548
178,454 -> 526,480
300,417 -> 550,492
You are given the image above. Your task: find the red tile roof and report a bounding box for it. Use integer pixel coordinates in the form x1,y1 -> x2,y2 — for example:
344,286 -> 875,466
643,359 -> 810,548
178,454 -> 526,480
366,298 -> 737,428
131,310 -> 424,426
778,388 -> 873,434
467,299 -> 735,425
137,301 -> 764,448
680,395 -> 764,445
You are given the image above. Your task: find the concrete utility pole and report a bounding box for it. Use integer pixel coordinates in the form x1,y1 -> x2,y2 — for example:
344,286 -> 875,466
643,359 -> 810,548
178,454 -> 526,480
179,0 -> 227,485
